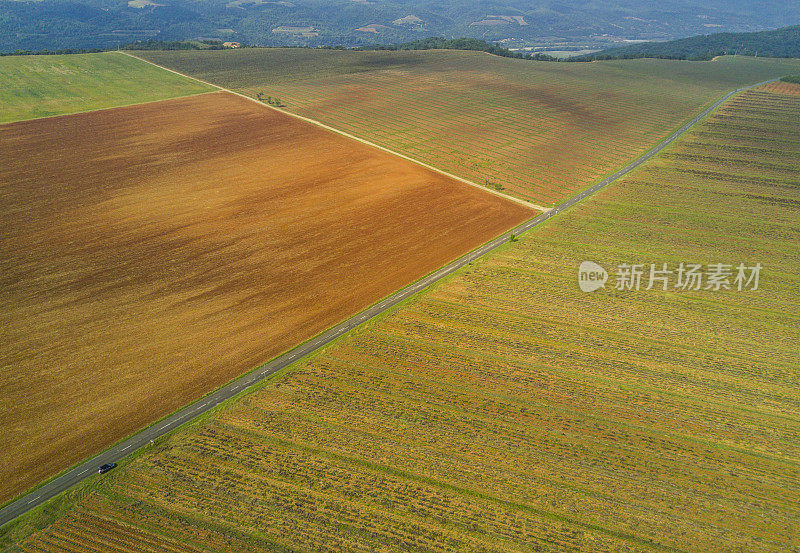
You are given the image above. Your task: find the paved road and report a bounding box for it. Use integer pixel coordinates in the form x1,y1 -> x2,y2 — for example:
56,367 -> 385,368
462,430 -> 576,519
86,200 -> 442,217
0,77 -> 776,528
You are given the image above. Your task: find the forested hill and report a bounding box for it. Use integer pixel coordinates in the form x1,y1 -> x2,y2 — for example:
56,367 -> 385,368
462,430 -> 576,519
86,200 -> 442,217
3,0 -> 800,53
575,25 -> 800,61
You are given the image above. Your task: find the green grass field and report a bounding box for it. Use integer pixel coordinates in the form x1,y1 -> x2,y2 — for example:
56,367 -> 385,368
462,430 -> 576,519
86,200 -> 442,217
0,52 -> 214,123
136,49 -> 800,204
3,83 -> 798,552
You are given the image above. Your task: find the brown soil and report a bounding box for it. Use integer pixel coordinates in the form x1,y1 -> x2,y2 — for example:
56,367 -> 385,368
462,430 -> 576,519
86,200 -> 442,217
0,91 -> 532,501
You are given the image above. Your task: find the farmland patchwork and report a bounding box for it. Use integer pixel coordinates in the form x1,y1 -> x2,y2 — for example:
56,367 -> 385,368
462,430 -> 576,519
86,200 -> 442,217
3,80 -> 798,551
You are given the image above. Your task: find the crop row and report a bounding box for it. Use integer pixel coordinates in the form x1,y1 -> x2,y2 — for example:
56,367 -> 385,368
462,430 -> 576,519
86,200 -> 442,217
116,432 -> 639,552
17,498 -> 203,553
760,81 -> 800,95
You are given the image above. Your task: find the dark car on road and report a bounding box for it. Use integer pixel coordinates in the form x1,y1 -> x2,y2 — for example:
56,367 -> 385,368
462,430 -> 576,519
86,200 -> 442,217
97,463 -> 117,474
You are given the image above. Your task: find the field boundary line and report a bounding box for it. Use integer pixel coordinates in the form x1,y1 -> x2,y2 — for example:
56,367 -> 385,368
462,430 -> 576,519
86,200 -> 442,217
0,64 -> 777,528
118,51 -> 544,211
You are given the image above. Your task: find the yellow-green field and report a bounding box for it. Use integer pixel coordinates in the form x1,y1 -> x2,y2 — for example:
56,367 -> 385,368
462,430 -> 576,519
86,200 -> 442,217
2,83 -> 798,550
136,49 -> 800,204
0,52 -> 214,123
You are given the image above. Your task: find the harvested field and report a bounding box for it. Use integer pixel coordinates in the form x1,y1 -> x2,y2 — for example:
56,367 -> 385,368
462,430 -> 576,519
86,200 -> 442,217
0,91 -> 532,503
136,50 -> 800,204
4,82 -> 799,551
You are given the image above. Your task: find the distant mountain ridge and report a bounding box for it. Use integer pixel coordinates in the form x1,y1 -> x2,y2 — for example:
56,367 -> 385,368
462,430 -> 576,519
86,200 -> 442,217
2,0 -> 800,53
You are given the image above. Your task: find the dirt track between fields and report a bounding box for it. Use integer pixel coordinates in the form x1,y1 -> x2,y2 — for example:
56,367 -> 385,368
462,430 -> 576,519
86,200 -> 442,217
0,91 -> 532,501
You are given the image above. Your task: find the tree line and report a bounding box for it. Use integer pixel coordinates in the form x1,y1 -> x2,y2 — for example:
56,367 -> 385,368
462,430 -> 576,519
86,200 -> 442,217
358,37 -> 557,61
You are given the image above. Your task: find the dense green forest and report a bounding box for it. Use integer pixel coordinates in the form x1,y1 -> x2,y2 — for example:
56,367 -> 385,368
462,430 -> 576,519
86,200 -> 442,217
575,25 -> 800,61
122,39 -> 227,50
0,40 -> 229,56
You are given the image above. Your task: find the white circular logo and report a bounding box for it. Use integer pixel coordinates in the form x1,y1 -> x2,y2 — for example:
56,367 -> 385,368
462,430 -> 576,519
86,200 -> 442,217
578,261 -> 607,292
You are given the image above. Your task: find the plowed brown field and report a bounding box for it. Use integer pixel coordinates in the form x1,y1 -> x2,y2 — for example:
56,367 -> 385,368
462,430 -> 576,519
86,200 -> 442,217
0,91 -> 532,502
